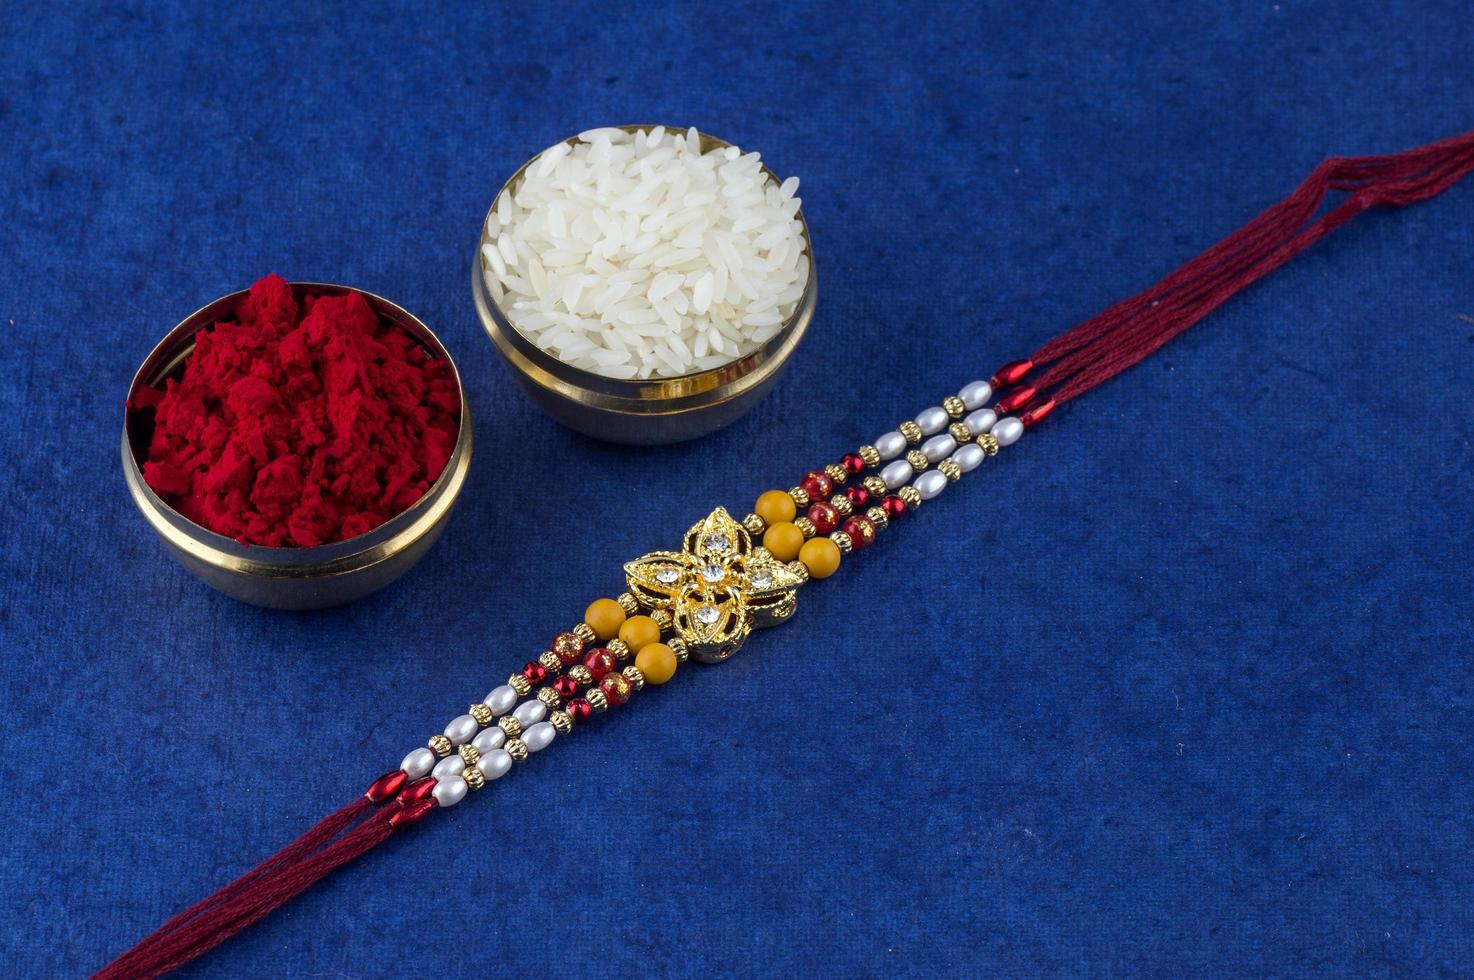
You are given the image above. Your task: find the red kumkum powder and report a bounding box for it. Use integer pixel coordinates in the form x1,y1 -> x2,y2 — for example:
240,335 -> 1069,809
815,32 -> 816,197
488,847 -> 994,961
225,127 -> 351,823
136,274 -> 459,547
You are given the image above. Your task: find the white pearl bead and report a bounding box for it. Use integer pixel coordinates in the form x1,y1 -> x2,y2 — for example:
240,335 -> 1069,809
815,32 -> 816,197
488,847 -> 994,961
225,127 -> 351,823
401,748 -> 434,780
914,469 -> 949,500
432,755 -> 465,781
444,714 -> 478,745
965,408 -> 996,434
921,434 -> 956,462
991,416 -> 1025,446
522,722 -> 556,752
513,700 -> 547,729
471,727 -> 505,755
952,443 -> 985,472
483,685 -> 518,716
479,749 -> 512,781
881,460 -> 913,490
959,380 -> 993,410
432,776 -> 467,808
915,406 -> 948,435
875,431 -> 906,461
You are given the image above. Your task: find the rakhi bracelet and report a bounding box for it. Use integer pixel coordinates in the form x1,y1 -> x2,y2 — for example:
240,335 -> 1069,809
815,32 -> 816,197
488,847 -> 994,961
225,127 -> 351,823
381,375 -> 1044,816
98,127 -> 1474,980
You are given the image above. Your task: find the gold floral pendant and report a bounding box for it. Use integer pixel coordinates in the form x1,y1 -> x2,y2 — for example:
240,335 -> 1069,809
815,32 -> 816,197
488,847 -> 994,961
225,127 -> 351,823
624,507 -> 807,663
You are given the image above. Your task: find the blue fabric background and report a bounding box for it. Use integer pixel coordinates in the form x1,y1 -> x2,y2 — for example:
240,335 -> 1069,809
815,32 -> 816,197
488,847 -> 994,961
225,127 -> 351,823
2,2 -> 1471,976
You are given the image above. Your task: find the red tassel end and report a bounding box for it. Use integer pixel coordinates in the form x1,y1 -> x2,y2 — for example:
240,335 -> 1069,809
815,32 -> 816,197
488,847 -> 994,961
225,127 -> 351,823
993,385 -> 1038,415
365,770 -> 408,803
990,359 -> 1033,388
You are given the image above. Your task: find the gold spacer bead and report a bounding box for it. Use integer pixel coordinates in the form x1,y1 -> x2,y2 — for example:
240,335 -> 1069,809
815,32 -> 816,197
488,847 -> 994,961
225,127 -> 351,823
621,665 -> 646,691
464,766 -> 486,791
742,512 -> 766,536
948,422 -> 972,443
508,673 -> 532,696
568,664 -> 594,686
666,637 -> 689,662
497,716 -> 523,739
898,420 -> 923,444
824,462 -> 847,485
458,743 -> 481,766
572,622 -> 596,646
793,516 -> 816,538
537,686 -> 561,709
606,638 -> 631,661
468,702 -> 493,726
898,486 -> 922,509
866,505 -> 889,530
787,486 -> 810,508
976,433 -> 1000,456
943,395 -> 966,419
906,449 -> 929,471
538,650 -> 562,672
651,608 -> 672,630
938,459 -> 962,482
505,739 -> 529,763
829,530 -> 854,554
829,494 -> 852,517
550,710 -> 574,735
862,475 -> 887,497
616,592 -> 639,614
428,734 -> 452,758
788,560 -> 811,585
858,444 -> 880,468
585,688 -> 609,713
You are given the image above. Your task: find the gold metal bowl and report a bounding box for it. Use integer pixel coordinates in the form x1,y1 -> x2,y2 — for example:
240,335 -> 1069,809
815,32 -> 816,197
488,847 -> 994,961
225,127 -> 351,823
122,283 -> 473,610
473,124 -> 817,445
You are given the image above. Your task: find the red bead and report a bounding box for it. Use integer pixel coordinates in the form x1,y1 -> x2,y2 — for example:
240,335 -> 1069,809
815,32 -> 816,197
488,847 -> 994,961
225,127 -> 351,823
567,698 -> 592,722
365,769 -> 408,803
600,673 -> 632,706
799,470 -> 833,501
1020,397 -> 1057,428
842,516 -> 876,550
552,675 -> 580,698
583,648 -> 616,680
841,453 -> 865,475
522,662 -> 548,685
990,358 -> 1034,388
398,777 -> 436,805
807,501 -> 839,535
994,384 -> 1038,415
881,495 -> 906,518
390,799 -> 435,829
844,485 -> 871,508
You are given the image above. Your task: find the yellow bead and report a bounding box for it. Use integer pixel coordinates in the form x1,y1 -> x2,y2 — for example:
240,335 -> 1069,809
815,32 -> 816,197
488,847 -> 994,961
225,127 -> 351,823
754,490 -> 797,525
763,521 -> 805,562
635,643 -> 678,685
799,537 -> 841,579
584,598 -> 627,641
618,615 -> 661,653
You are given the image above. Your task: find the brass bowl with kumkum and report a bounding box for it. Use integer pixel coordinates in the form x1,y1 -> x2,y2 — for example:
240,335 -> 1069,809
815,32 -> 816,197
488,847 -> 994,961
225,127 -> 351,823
122,280 -> 472,610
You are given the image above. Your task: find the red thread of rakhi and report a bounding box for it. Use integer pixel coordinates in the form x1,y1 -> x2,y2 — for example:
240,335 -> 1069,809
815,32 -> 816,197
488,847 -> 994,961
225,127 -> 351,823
985,128 -> 1474,425
95,127 -> 1474,979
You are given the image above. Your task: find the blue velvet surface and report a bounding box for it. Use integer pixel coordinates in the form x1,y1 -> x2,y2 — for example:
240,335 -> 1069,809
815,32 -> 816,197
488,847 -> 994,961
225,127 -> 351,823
2,2 -> 1472,976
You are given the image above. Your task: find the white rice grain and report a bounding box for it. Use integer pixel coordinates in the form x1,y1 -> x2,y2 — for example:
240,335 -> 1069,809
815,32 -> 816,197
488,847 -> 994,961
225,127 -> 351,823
481,127 -> 808,379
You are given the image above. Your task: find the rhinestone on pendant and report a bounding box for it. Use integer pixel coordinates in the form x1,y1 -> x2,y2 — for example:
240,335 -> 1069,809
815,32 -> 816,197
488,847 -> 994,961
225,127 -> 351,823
656,566 -> 681,585
695,605 -> 720,626
703,532 -> 729,552
700,562 -> 724,584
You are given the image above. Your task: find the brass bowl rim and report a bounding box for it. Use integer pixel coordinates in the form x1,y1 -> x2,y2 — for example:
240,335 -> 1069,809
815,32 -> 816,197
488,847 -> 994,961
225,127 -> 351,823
474,124 -> 816,417
122,281 -> 472,579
